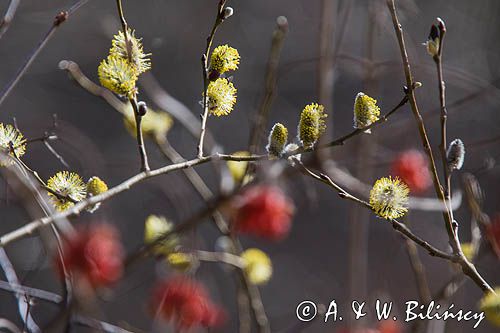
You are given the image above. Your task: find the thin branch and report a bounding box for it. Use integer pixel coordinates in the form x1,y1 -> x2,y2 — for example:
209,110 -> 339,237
386,0 -> 493,294
248,16 -> 288,154
0,153 -> 265,247
130,97 -> 150,171
0,280 -> 62,304
198,0 -> 228,158
295,159 -> 456,261
0,249 -> 41,332
0,0 -> 89,109
195,250 -> 244,268
0,0 -> 20,40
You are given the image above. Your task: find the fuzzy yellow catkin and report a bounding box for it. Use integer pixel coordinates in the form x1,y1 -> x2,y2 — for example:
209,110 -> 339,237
210,45 -> 240,76
266,123 -> 288,157
98,55 -> 138,97
206,78 -> 237,116
46,171 -> 87,211
298,103 -> 327,148
353,92 -> 380,132
369,176 -> 409,220
110,28 -> 151,74
0,123 -> 26,166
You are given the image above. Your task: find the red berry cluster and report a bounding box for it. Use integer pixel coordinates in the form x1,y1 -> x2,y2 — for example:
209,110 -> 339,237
391,149 -> 432,193
57,224 -> 124,288
233,185 -> 295,240
150,277 -> 225,330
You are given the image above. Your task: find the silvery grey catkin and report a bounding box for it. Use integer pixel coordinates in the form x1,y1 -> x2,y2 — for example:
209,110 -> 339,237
447,138 -> 465,171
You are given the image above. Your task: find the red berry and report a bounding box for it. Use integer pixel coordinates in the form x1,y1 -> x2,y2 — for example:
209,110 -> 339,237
391,150 -> 432,193
233,185 -> 294,240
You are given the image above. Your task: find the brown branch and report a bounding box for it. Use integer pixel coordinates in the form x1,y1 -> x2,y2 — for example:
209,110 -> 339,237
248,16 -> 288,154
387,0 -> 493,294
0,0 -> 89,109
295,159 -> 457,261
0,153 -> 265,247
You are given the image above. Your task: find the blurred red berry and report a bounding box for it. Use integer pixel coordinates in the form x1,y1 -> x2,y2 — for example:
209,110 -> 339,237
57,224 -> 124,288
232,185 -> 294,240
150,277 -> 225,330
391,150 -> 432,193
486,215 -> 500,258
378,320 -> 401,333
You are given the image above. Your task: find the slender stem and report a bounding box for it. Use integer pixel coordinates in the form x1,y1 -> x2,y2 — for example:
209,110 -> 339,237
387,0 -> 493,293
248,16 -> 288,154
0,153 -> 265,247
130,98 -> 150,171
296,160 -> 457,261
195,250 -> 244,268
0,0 -> 20,40
434,20 -> 452,215
197,0 -> 227,158
0,0 -> 89,109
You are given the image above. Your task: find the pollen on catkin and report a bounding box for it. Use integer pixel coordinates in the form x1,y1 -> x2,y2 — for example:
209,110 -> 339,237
0,123 -> 26,166
98,55 -> 138,97
266,123 -> 288,157
46,171 -> 87,211
206,78 -> 237,116
447,138 -> 465,171
241,248 -> 273,285
369,176 -> 409,220
110,28 -> 151,74
209,45 -> 240,77
87,176 -> 108,196
353,92 -> 380,131
298,103 -> 327,148
479,287 -> 500,327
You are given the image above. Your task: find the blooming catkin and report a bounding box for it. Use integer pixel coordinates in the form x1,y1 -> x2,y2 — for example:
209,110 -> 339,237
447,138 -> 465,171
209,45 -> 240,78
266,123 -> 288,157
98,55 -> 138,97
110,28 -> 151,74
233,185 -> 295,240
241,248 -> 273,285
46,171 -> 87,211
150,277 -> 226,329
206,78 -> 237,116
0,123 -> 26,166
353,92 -> 380,131
298,103 -> 327,148
369,176 -> 409,220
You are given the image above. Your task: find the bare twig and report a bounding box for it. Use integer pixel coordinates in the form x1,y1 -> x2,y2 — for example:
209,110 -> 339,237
248,16 -> 288,154
0,0 -> 20,40
0,0 -> 89,109
0,249 -> 40,333
295,159 -> 456,261
0,153 -> 265,247
387,0 -> 493,294
198,0 -> 229,158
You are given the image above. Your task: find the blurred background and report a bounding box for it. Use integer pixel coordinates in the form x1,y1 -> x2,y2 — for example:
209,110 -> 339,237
0,0 -> 499,332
